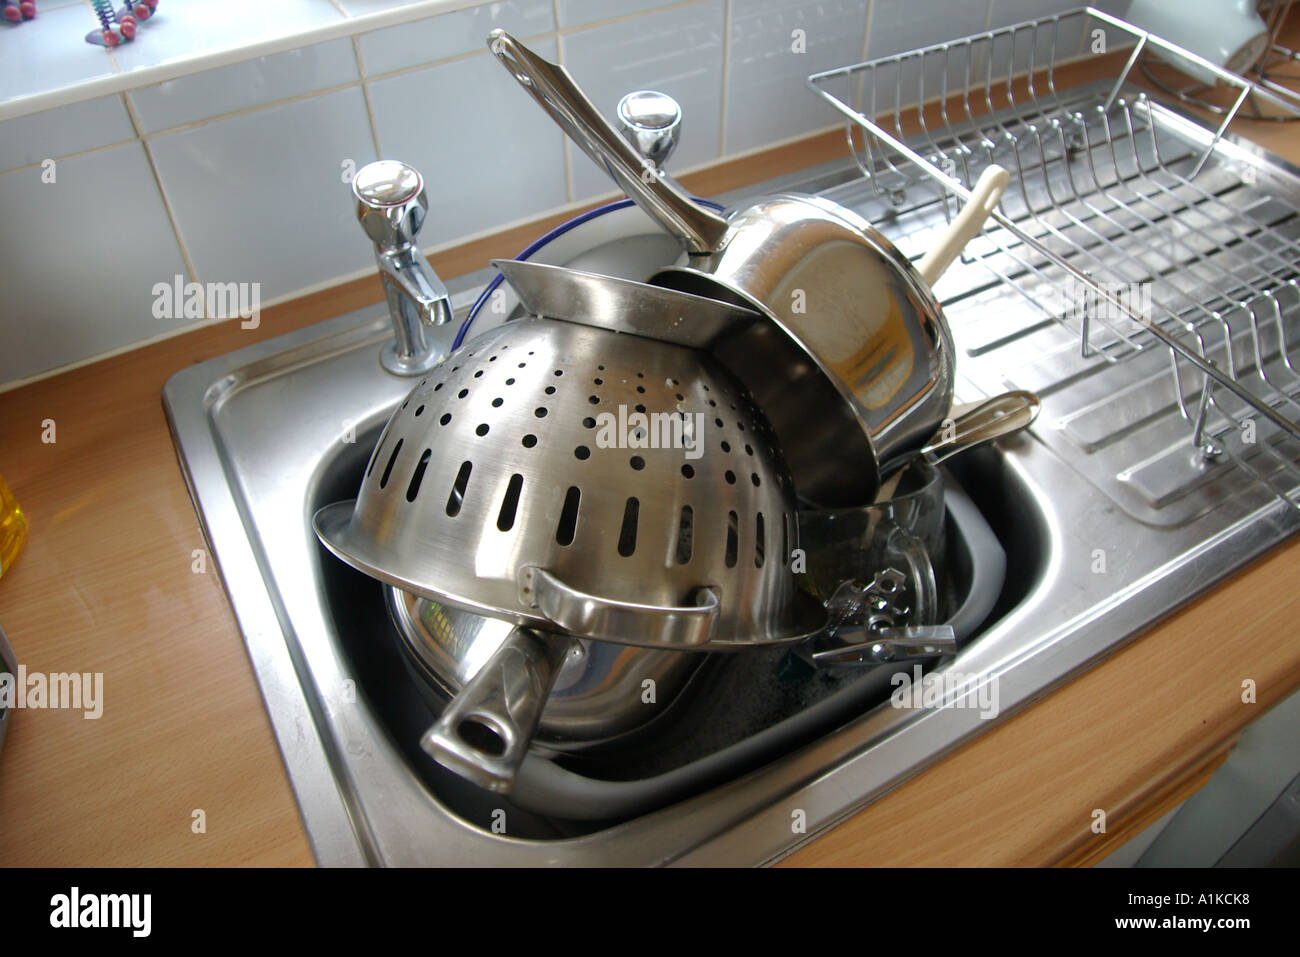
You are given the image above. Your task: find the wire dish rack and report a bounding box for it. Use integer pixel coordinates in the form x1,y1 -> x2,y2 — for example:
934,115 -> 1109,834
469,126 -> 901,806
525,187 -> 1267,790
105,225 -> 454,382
809,5 -> 1300,512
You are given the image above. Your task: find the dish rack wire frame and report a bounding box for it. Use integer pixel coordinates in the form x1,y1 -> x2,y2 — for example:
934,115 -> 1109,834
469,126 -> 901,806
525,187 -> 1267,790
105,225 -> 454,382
808,5 -> 1300,509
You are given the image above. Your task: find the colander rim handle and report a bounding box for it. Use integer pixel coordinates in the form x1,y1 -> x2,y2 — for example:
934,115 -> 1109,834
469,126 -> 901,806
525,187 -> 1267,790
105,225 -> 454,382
519,566 -> 720,648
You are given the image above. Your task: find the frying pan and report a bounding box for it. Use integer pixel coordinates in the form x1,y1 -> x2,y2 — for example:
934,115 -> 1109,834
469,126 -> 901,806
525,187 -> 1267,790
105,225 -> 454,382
487,29 -> 1010,506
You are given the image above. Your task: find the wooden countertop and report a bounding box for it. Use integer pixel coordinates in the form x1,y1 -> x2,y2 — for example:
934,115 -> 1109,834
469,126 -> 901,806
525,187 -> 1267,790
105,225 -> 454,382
3,53 -> 1300,867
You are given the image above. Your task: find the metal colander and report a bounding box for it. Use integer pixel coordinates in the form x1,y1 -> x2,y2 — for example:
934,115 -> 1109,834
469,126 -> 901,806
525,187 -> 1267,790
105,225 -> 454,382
314,316 -> 825,649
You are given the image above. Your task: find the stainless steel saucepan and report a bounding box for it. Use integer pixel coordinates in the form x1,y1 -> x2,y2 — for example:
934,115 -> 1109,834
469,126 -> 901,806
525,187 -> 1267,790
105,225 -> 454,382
487,29 -> 1009,507
386,588 -> 702,751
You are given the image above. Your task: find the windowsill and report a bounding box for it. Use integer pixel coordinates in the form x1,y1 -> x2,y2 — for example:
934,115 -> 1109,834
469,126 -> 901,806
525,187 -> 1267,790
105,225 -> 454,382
0,0 -> 472,122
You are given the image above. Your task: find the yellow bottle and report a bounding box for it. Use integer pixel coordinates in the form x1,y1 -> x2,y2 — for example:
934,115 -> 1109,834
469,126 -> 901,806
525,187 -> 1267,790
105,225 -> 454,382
0,475 -> 27,580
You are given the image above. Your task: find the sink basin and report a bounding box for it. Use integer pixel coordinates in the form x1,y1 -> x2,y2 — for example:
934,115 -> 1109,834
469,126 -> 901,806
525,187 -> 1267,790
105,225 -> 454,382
164,159 -> 1300,865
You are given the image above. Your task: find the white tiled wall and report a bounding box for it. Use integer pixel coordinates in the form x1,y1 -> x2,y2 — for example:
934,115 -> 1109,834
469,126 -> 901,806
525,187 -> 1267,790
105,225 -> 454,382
0,0 -> 1107,387
366,37 -> 570,245
562,1 -> 727,201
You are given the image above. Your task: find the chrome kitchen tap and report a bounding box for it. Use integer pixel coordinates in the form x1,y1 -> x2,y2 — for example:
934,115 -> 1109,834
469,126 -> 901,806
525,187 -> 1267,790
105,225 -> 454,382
353,160 -> 452,375
616,90 -> 681,174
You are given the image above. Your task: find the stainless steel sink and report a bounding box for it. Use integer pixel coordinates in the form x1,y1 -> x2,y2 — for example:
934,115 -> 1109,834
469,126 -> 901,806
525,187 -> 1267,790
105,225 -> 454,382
165,151 -> 1300,865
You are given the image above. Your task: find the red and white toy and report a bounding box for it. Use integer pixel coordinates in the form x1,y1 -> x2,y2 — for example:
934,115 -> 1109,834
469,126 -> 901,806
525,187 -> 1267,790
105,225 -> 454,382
85,0 -> 157,47
2,2 -> 37,25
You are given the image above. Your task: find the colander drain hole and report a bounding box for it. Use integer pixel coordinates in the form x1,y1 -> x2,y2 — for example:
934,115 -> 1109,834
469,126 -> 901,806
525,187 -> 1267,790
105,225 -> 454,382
617,498 -> 639,557
446,461 -> 472,517
557,487 -> 580,546
497,474 -> 523,531
379,439 -> 404,489
405,449 -> 431,502
676,506 -> 693,565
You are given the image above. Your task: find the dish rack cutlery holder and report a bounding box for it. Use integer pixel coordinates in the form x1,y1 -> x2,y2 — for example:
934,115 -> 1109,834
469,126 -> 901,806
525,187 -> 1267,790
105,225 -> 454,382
809,5 -> 1300,510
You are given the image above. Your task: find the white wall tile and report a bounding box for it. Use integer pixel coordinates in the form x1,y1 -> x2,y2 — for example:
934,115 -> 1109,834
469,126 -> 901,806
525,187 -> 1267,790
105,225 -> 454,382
357,1 -> 555,77
724,0 -> 869,155
366,43 -> 569,246
0,95 -> 135,173
986,0 -> 1091,79
0,4 -> 118,104
556,0 -> 669,29
128,38 -> 360,134
3,0 -> 1092,388
989,0 -> 1084,29
111,0 -> 344,74
866,0 -> 992,107
147,88 -> 379,303
562,0 -> 725,201
0,142 -> 189,383
866,0 -> 990,59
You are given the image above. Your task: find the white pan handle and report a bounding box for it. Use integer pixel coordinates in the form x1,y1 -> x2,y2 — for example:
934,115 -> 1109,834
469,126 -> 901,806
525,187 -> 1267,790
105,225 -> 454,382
915,164 -> 1010,287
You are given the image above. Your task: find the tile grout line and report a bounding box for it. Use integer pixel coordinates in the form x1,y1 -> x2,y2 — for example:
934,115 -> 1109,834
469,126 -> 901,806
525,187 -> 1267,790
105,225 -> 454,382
0,117 -> 851,395
718,0 -> 732,157
569,0 -> 708,35
5,0 -> 730,126
979,0 -> 995,79
555,0 -> 575,207
132,79 -> 368,140
352,36 -> 385,159
862,0 -> 874,63
7,4 -> 724,157
125,29 -> 559,139
2,136 -> 140,178
0,0 -> 489,123
557,0 -> 715,204
1,28 -> 557,174
86,0 -> 124,80
855,0 -> 875,122
119,90 -> 206,314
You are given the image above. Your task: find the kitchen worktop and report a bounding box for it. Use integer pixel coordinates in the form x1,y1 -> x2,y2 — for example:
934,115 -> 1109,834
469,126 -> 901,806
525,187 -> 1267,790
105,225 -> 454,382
3,74 -> 1300,868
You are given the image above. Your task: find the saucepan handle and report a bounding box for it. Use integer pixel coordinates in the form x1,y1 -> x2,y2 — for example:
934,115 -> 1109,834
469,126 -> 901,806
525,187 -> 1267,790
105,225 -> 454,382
486,29 -> 729,254
915,164 -> 1010,286
920,390 -> 1040,464
421,626 -> 574,793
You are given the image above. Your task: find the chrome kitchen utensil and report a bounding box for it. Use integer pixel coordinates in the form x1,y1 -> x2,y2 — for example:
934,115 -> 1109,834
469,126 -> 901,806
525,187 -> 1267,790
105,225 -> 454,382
315,314 -> 824,789
616,89 -> 682,174
388,588 -> 702,748
490,263 -> 1039,482
491,258 -> 763,348
353,159 -> 454,375
314,315 -> 825,651
920,392 -> 1040,466
457,88 -> 714,345
871,391 -> 1040,504
422,624 -> 575,789
487,29 -> 1010,506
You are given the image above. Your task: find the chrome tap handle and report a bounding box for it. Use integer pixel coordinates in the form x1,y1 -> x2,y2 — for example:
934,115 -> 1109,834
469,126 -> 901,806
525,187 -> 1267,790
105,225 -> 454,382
353,160 -> 452,376
616,90 -> 681,173
354,159 -> 426,248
